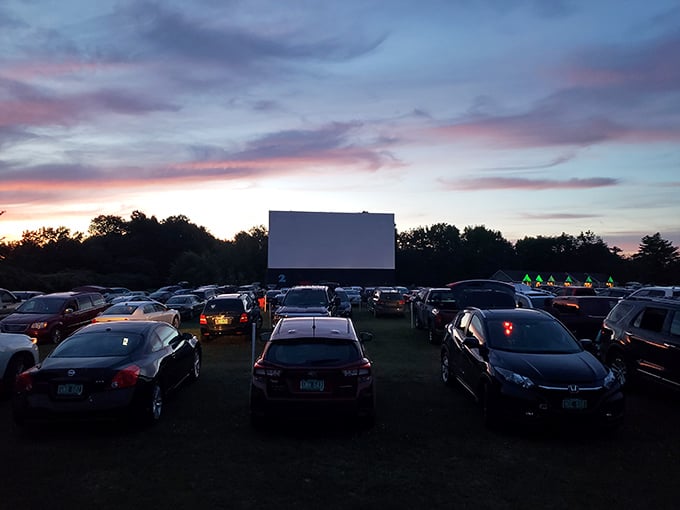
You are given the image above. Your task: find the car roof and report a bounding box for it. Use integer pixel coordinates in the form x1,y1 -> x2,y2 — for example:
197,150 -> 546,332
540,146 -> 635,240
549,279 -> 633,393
76,320 -> 164,334
471,307 -> 553,320
271,317 -> 357,341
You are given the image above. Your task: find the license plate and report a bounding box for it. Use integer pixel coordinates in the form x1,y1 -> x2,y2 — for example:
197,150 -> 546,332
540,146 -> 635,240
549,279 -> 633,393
57,383 -> 83,396
300,379 -> 325,391
215,317 -> 232,325
562,398 -> 587,410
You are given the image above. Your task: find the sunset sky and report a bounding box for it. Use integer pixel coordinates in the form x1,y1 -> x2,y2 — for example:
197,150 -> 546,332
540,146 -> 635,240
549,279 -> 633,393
1,0 -> 679,254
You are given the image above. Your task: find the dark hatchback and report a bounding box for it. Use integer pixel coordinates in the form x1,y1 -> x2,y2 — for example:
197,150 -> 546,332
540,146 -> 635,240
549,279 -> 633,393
367,289 -> 406,317
440,307 -> 624,429
199,293 -> 262,339
250,317 -> 375,428
12,321 -> 201,426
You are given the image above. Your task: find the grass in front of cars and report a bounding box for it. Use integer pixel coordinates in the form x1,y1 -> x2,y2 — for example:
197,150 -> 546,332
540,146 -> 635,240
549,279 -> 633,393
1,308 -> 679,509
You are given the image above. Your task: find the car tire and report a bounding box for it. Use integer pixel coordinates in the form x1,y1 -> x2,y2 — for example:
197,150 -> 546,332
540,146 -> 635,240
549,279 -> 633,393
51,327 -> 63,344
3,354 -> 32,396
428,326 -> 438,344
608,351 -> 632,389
440,349 -> 454,387
481,383 -> 500,429
188,351 -> 201,382
172,316 -> 180,329
141,382 -> 163,425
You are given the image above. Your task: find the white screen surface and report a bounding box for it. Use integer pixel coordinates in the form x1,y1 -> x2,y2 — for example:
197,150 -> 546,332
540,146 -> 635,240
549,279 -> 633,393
268,211 -> 395,269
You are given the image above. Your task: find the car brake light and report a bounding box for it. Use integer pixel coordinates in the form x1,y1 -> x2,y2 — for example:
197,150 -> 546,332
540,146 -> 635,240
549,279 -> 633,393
343,361 -> 372,382
15,367 -> 38,393
199,314 -> 207,325
110,365 -> 140,389
239,313 -> 248,323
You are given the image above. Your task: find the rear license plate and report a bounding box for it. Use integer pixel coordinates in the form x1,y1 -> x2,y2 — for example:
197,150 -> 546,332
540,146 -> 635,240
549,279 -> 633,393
57,383 -> 83,396
562,398 -> 587,410
215,317 -> 232,325
300,379 -> 325,391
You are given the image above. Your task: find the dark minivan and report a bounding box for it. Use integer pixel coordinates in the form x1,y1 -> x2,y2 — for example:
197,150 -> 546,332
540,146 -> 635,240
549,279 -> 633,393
0,291 -> 108,344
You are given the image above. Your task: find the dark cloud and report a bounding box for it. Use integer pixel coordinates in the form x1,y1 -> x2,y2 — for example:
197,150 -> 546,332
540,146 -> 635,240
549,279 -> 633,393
121,1 -> 386,66
439,176 -> 620,191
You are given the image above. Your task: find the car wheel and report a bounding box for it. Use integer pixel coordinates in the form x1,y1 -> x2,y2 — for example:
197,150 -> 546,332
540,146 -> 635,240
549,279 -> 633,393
481,383 -> 500,429
608,352 -> 631,389
440,350 -> 454,387
3,355 -> 32,395
428,326 -> 438,344
51,328 -> 63,344
172,316 -> 180,329
141,382 -> 163,425
189,351 -> 201,382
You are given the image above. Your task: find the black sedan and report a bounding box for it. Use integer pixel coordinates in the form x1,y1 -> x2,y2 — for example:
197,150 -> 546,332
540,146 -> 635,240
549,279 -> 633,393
12,321 -> 201,426
440,307 -> 624,429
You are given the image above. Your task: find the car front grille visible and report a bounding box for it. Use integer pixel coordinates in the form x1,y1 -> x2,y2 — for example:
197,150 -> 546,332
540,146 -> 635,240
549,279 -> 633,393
2,323 -> 28,333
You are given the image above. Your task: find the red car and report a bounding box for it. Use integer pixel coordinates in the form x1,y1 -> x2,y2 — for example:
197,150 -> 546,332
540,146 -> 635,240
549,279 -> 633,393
250,317 -> 375,428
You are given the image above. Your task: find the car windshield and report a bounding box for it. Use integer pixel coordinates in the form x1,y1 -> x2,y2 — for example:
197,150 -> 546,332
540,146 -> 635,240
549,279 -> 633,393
16,297 -> 66,314
486,318 -> 581,354
283,289 -> 328,307
102,304 -> 139,315
265,339 -> 361,366
51,331 -> 143,357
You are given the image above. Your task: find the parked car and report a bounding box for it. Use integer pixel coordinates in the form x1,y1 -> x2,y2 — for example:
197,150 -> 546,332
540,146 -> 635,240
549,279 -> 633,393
627,286 -> 680,300
12,321 -> 201,426
552,286 -> 597,296
515,290 -> 554,311
250,316 -> 375,428
189,288 -> 218,301
93,301 -> 181,327
367,288 -> 406,317
0,288 -> 21,318
344,288 -> 362,305
1,332 -> 39,395
272,285 -> 339,325
597,296 -> 680,389
548,295 -> 620,340
199,293 -> 262,339
10,291 -> 45,302
596,287 -> 632,298
110,293 -> 153,304
440,307 -> 624,428
0,291 -> 108,344
165,294 -> 205,320
103,287 -> 132,303
333,288 -> 353,318
414,280 -> 516,343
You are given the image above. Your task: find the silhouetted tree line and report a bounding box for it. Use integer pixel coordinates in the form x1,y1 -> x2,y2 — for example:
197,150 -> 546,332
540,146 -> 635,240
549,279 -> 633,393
1,212 -> 678,291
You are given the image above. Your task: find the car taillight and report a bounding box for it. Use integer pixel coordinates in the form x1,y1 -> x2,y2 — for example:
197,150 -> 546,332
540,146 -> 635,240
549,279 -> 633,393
239,313 -> 248,323
15,367 -> 38,393
253,362 -> 281,381
398,300 -> 405,305
342,361 -> 372,382
199,314 -> 207,325
110,365 -> 140,389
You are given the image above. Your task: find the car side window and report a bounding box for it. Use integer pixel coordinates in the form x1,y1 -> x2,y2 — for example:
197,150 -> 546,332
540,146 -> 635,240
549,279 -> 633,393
77,295 -> 93,311
65,299 -> 78,311
149,331 -> 163,352
157,324 -> 180,348
670,312 -> 680,337
468,315 -> 486,344
633,307 -> 667,333
143,304 -> 155,314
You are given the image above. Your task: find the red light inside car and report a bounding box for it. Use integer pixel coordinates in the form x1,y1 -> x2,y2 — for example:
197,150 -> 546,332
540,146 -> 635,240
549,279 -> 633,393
110,365 -> 140,389
503,321 -> 514,336
239,313 -> 248,323
199,314 -> 207,325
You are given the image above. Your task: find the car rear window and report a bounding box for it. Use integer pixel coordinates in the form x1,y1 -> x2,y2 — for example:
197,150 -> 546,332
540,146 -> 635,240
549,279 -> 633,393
51,331 -> 143,357
103,304 -> 138,315
265,339 -> 361,366
205,299 -> 244,313
380,293 -> 402,301
283,289 -> 329,306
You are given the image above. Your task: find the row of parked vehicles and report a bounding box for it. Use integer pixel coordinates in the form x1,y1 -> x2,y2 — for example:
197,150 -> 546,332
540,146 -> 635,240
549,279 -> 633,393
2,280 -> 678,431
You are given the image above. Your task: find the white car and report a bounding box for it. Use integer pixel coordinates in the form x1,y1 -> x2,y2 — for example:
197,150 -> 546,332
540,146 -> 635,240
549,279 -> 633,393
1,332 -> 39,394
93,301 -> 181,328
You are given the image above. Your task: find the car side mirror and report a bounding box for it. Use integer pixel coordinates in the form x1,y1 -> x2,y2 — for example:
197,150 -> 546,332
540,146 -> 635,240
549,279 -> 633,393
463,336 -> 481,349
63,307 -> 74,314
359,331 -> 373,343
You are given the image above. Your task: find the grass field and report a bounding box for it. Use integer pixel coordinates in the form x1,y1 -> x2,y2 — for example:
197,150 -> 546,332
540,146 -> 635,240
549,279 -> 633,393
2,307 -> 679,509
